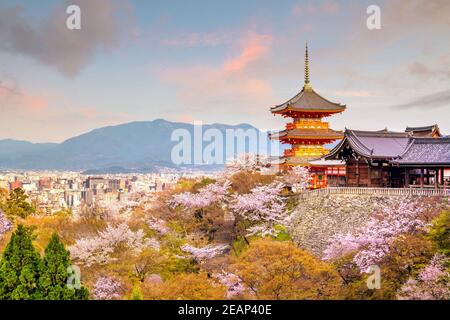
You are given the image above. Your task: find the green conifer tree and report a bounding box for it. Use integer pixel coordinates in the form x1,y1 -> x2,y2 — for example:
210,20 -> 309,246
0,225 -> 41,300
38,233 -> 89,300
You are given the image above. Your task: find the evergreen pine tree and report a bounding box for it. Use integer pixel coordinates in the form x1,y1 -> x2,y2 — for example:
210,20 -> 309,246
0,225 -> 41,300
38,233 -> 89,300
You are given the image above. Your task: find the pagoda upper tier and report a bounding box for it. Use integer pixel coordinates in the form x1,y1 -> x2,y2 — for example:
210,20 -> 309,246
270,86 -> 346,118
269,43 -> 346,167
270,42 -> 345,118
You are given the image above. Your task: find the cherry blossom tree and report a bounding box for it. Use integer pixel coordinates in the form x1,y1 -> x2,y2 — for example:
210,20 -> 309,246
93,276 -> 123,300
169,180 -> 231,210
230,182 -> 287,237
212,271 -> 248,299
398,254 -> 450,300
323,198 -> 428,272
224,153 -> 269,175
0,209 -> 12,237
69,222 -> 159,266
290,195 -> 401,256
180,243 -> 230,261
280,166 -> 312,192
147,217 -> 170,235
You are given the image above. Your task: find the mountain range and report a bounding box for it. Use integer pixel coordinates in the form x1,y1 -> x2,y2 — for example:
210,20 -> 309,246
0,119 -> 279,173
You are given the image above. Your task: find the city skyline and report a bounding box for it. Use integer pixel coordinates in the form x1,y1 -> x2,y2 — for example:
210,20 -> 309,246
0,0 -> 449,143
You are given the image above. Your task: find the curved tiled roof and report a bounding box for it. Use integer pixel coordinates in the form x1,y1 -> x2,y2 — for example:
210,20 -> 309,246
277,155 -> 322,166
326,129 -> 413,159
270,87 -> 346,114
405,124 -> 439,132
392,137 -> 450,166
270,128 -> 343,140
405,124 -> 442,137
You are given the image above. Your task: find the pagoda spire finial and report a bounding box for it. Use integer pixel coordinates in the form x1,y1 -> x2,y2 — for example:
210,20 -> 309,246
304,42 -> 312,91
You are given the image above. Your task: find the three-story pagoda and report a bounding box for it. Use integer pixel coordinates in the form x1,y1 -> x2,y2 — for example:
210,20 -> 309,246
270,44 -> 346,168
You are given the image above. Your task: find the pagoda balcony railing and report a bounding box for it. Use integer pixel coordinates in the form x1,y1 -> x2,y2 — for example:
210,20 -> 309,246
284,149 -> 295,157
284,147 -> 328,157
286,120 -> 329,130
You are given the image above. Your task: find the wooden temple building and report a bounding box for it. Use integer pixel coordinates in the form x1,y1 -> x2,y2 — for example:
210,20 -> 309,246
269,44 -> 346,188
325,126 -> 450,188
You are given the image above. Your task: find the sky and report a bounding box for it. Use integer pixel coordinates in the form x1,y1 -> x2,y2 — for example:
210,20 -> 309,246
0,0 -> 449,143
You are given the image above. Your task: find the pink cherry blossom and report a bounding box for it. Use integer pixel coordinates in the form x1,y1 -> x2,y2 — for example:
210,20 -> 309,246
398,254 -> 450,300
93,276 -> 123,300
147,217 -> 170,235
169,180 -> 231,210
69,222 -> 159,266
0,209 -> 12,237
323,198 -> 428,272
230,182 -> 287,237
281,166 -> 312,192
212,271 -> 248,298
224,153 -> 269,175
181,243 -> 230,261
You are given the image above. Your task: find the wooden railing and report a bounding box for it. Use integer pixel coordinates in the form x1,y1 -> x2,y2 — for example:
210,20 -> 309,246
286,121 -> 329,130
299,187 -> 450,198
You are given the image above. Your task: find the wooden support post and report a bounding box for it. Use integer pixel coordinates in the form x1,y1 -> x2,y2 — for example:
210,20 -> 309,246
405,168 -> 410,188
420,168 -> 424,187
434,168 -> 438,189
356,160 -> 360,187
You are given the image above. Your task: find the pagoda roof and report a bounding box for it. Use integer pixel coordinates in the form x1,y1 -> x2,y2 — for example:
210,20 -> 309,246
270,127 -> 343,140
270,87 -> 346,115
270,43 -> 346,116
391,137 -> 450,167
277,155 -> 321,166
405,124 -> 442,137
325,129 -> 412,160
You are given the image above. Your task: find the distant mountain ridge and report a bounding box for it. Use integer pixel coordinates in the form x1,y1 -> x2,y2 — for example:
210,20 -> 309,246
0,139 -> 58,156
0,119 -> 279,172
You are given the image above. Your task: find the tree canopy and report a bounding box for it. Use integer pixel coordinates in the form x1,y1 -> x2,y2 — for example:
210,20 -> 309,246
4,188 -> 35,219
0,225 -> 88,300
233,239 -> 342,299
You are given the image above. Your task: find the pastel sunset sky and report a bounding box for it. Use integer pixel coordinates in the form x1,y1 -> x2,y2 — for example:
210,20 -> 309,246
0,0 -> 449,142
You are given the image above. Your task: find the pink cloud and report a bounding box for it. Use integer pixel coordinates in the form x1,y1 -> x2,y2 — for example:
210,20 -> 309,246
176,113 -> 195,123
22,94 -> 49,113
0,84 -> 49,115
223,34 -> 271,73
0,87 -> 11,99
158,32 -> 274,117
79,107 -> 99,119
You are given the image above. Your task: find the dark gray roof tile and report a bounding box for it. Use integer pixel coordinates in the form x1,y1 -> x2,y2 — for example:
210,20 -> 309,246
271,88 -> 346,113
393,138 -> 450,165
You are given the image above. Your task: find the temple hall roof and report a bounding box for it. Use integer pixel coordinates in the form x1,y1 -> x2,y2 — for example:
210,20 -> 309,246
405,124 -> 442,137
325,129 -> 412,160
391,138 -> 450,167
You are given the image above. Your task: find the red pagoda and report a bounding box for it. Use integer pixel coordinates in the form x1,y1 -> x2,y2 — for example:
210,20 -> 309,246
270,44 -> 346,187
